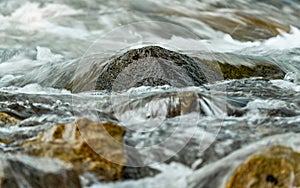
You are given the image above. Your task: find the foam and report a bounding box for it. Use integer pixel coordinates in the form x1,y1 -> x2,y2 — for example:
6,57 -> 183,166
154,26 -> 300,54
0,83 -> 71,95
0,2 -> 89,39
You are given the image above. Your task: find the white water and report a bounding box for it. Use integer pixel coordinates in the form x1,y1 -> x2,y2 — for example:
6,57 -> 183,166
0,1 -> 299,84
0,0 -> 300,187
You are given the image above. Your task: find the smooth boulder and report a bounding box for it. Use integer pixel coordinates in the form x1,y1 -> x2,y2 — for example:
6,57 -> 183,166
96,46 -> 208,91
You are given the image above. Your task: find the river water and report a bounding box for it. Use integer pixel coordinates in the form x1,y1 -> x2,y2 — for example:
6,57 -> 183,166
0,0 -> 300,188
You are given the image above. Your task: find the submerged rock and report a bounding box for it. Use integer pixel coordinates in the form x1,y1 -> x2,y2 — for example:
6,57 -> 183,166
226,145 -> 300,188
0,154 -> 81,188
131,4 -> 291,41
197,56 -> 285,81
23,118 -> 126,181
96,46 -> 208,91
111,90 -> 202,123
0,112 -> 20,125
218,63 -> 285,80
198,12 -> 290,42
187,134 -> 300,188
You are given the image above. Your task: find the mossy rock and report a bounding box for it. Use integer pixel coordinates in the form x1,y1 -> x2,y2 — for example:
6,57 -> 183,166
23,118 -> 126,181
218,63 -> 285,80
226,145 -> 300,188
96,46 -> 208,91
197,58 -> 285,81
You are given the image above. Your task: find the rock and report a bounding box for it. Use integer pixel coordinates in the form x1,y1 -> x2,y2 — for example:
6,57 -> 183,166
212,0 -> 300,35
71,45 -> 285,92
111,90 -> 201,123
121,146 -> 160,180
131,4 -> 291,41
186,133 -> 300,188
0,112 -> 20,125
0,154 -> 81,188
23,118 -> 127,181
96,46 -> 208,91
196,55 -> 285,81
167,91 -> 200,118
218,63 -> 285,80
226,145 -> 300,188
95,45 -> 284,92
198,12 -> 290,42
74,46 -> 284,93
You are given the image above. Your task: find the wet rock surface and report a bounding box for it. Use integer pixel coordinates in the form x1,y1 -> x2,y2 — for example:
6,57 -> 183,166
1,76 -> 299,187
0,112 -> 20,125
96,46 -> 208,91
23,118 -> 126,181
131,2 -> 293,41
197,12 -> 291,42
226,145 -> 300,188
218,63 -> 285,80
195,54 -> 286,82
0,154 -> 81,188
27,45 -> 288,93
95,46 -> 285,93
187,134 -> 300,188
205,0 -> 300,31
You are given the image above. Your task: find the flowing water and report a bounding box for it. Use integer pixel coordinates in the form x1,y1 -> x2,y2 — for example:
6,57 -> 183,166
0,0 -> 300,187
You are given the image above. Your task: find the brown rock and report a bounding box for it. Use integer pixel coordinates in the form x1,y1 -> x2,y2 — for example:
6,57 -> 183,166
23,118 -> 126,181
140,4 -> 291,41
198,12 -> 290,41
226,145 -> 300,188
195,56 -> 285,81
167,91 -> 200,118
0,112 -> 20,125
218,63 -> 285,80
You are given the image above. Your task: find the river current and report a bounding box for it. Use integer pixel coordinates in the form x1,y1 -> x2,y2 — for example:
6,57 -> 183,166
0,0 -> 300,188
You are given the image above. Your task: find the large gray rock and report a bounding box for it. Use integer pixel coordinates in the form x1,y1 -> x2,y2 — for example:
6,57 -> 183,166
96,46 -> 208,91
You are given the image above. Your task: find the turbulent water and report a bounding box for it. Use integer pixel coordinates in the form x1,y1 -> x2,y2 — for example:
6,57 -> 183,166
0,0 -> 300,187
